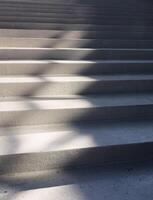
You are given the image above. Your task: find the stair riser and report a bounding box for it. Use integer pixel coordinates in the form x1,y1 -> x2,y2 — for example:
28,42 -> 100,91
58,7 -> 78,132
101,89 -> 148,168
1,49 -> 153,60
0,0 -> 149,4
0,2 -> 151,9
1,22 -> 153,31
1,80 -> 153,97
0,142 -> 153,174
1,105 -> 153,127
0,3 -> 122,9
1,9 -> 152,18
0,2 -> 129,8
1,11 -> 153,18
3,38 -> 153,48
1,16 -> 153,25
1,6 -> 153,15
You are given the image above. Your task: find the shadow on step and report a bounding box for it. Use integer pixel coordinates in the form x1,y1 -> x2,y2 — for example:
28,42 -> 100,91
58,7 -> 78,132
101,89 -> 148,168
1,161 -> 153,199
0,0 -> 153,199
0,0 -> 153,28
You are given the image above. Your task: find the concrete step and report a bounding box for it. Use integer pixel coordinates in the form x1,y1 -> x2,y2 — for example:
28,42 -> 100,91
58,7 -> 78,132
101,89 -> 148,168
1,0 -> 152,5
1,16 -> 153,26
0,3 -> 147,12
1,161 -> 153,199
1,48 -> 153,60
1,11 -> 153,19
1,60 -> 153,76
0,2 -> 152,11
0,1 -> 151,9
1,10 -> 153,20
0,1 -> 119,8
1,8 -> 152,18
0,29 -> 152,39
1,75 -> 153,97
0,120 -> 153,174
2,38 -> 153,48
0,21 -> 153,32
0,0 -> 149,4
0,1 -> 142,7
1,22 -> 153,31
1,94 -> 153,126
1,5 -> 153,15
2,3 -> 153,10
0,2 -> 115,9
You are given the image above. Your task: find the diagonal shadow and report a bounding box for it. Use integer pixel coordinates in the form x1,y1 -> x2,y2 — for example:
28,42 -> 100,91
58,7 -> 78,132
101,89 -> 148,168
0,0 -> 153,200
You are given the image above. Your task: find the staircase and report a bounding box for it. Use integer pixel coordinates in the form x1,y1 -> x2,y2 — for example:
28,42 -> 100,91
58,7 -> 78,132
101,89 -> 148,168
1,0 -> 153,198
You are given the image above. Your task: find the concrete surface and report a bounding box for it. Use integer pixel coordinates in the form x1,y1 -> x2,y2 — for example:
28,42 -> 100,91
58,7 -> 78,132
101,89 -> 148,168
1,60 -> 153,76
0,0 -> 153,199
0,161 -> 153,200
1,75 -> 153,96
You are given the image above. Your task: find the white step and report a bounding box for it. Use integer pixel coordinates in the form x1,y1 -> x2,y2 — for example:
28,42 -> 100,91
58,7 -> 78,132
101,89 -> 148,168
0,94 -> 153,126
2,38 -> 153,48
0,75 -> 153,96
1,60 -> 153,75
0,29 -> 152,39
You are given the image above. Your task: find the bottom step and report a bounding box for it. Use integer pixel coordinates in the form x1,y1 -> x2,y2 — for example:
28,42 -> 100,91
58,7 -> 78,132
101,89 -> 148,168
0,161 -> 153,200
0,120 -> 153,174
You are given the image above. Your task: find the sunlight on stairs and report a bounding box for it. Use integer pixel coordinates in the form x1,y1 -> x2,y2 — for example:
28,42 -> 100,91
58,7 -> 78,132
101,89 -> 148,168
0,0 -> 153,199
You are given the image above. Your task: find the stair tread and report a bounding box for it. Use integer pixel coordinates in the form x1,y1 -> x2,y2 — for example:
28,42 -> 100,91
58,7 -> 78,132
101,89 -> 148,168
1,93 -> 153,111
2,22 -> 153,31
2,49 -> 153,61
0,120 -> 153,156
3,38 -> 153,49
1,74 -> 153,83
1,161 -> 153,200
1,29 -> 153,39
